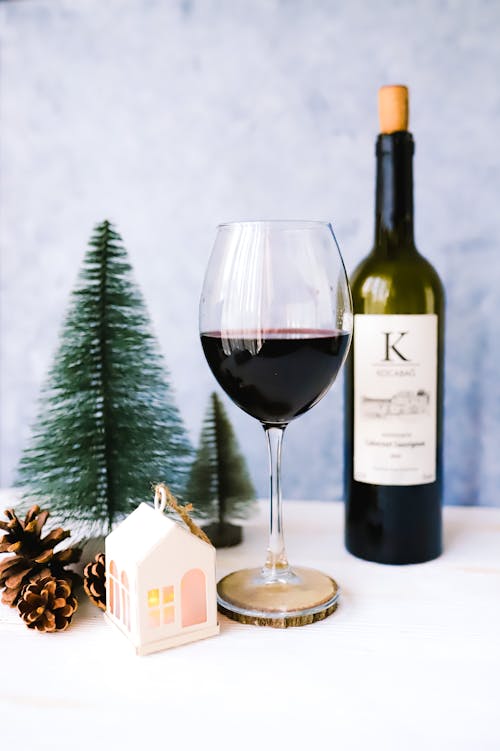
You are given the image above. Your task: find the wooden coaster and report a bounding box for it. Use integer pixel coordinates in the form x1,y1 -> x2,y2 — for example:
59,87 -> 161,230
217,567 -> 340,627
218,600 -> 338,628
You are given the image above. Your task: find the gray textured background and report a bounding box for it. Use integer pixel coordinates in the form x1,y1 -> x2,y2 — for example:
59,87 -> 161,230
1,0 -> 499,504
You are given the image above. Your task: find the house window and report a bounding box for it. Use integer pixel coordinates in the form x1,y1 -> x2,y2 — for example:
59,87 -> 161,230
181,569 -> 207,627
121,571 -> 130,631
147,586 -> 175,628
148,608 -> 161,628
108,561 -> 130,631
163,586 -> 174,604
163,606 -> 175,624
148,588 -> 160,608
109,560 -> 120,620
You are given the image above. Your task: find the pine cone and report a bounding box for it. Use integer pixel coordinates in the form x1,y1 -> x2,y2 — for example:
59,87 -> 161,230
18,575 -> 78,632
83,553 -> 106,610
0,506 -> 82,607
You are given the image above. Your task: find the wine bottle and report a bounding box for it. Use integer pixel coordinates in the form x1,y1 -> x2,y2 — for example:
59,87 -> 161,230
344,85 -> 444,564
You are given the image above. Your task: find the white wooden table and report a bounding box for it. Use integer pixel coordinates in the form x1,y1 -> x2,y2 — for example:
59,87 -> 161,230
1,497 -> 499,751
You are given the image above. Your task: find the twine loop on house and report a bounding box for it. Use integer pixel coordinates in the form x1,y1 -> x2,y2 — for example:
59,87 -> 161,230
153,483 -> 212,547
154,484 -> 168,513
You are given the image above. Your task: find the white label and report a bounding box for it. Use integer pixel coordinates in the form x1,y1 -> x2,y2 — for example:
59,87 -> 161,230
354,314 -> 437,486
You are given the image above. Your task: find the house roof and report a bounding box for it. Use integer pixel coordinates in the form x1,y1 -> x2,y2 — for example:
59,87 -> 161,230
106,503 -> 212,564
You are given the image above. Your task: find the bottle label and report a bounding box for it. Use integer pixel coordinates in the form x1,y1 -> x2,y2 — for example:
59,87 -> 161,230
353,314 -> 437,486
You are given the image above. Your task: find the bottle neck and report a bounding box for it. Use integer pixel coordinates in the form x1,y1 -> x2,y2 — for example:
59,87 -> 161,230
374,131 -> 415,256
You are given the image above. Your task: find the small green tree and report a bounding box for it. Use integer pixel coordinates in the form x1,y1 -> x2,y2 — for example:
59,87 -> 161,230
17,220 -> 192,538
185,392 -> 256,547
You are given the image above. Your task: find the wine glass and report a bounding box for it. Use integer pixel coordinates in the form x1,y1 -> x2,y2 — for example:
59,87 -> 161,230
200,220 -> 353,626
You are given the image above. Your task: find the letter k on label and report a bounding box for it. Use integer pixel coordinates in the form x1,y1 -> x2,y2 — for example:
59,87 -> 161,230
384,332 -> 409,361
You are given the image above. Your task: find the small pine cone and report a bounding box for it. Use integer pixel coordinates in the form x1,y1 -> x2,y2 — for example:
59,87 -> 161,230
18,575 -> 78,632
1,505 -> 55,557
0,506 -> 82,607
83,553 -> 106,610
0,558 -> 51,607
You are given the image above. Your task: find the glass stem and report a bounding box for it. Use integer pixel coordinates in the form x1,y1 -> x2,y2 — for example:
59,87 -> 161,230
263,425 -> 290,577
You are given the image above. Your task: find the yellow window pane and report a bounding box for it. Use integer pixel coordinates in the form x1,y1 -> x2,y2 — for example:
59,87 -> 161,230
162,586 -> 174,604
163,606 -> 175,625
148,589 -> 160,608
148,609 -> 160,628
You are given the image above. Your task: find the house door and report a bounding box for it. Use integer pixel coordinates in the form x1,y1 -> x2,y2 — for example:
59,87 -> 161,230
181,569 -> 207,627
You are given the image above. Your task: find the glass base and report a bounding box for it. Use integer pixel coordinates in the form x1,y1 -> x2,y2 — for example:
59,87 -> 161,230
217,566 -> 340,628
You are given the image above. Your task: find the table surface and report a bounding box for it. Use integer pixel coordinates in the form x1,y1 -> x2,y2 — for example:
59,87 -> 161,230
1,495 -> 499,751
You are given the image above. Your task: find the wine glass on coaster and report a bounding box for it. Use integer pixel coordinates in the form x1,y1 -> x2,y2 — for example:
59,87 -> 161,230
200,221 -> 353,626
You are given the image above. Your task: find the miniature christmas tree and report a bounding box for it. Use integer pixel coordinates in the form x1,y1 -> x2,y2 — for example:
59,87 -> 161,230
185,392 -> 256,547
17,220 -> 192,538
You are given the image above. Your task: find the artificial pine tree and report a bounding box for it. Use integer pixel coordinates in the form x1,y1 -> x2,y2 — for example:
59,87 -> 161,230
185,392 -> 256,547
17,220 -> 192,538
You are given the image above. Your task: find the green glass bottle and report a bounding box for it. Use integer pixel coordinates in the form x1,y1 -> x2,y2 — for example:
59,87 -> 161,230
344,86 -> 445,564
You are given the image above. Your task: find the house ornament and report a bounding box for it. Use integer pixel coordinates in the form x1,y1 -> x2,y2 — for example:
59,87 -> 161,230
105,484 -> 219,655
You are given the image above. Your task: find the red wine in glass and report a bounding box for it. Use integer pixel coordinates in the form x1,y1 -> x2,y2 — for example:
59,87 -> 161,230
201,329 -> 350,425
